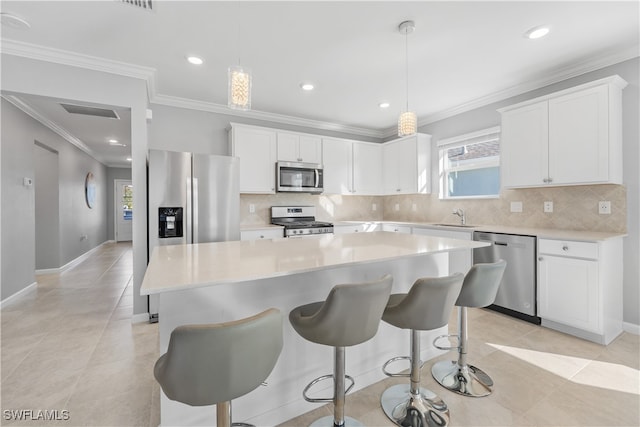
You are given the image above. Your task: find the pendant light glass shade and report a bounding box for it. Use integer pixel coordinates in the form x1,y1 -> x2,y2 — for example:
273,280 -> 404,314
398,111 -> 417,136
228,65 -> 252,111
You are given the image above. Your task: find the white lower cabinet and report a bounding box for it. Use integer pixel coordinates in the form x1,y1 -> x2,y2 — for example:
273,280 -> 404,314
333,223 -> 380,234
382,224 -> 411,234
412,227 -> 473,275
537,237 -> 623,344
240,228 -> 283,241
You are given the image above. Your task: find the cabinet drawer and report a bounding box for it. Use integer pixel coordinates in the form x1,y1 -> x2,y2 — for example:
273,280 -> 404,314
539,239 -> 598,259
241,228 -> 283,241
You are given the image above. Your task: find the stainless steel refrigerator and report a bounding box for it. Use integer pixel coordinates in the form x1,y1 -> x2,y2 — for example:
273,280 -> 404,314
147,149 -> 240,321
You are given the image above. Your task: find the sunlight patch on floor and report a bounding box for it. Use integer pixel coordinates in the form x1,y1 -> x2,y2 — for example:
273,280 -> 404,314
487,342 -> 640,395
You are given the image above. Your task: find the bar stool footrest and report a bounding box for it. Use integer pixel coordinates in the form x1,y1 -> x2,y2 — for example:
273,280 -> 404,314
302,373 -> 355,403
432,334 -> 460,351
383,356 -> 422,378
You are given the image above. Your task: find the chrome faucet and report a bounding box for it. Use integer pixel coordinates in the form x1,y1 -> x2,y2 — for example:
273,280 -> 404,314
453,208 -> 466,225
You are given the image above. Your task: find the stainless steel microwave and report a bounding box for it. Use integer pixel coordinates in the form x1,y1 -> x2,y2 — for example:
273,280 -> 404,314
276,161 -> 323,193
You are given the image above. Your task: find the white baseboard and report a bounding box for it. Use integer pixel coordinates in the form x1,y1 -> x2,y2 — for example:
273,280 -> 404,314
623,321 -> 640,335
1,281 -> 37,309
132,312 -> 150,324
35,240 -> 110,275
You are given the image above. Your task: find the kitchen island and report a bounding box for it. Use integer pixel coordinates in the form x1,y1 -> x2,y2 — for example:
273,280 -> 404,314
142,231 -> 487,426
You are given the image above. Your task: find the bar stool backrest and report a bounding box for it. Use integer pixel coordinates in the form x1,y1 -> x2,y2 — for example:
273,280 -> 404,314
456,260 -> 507,308
154,308 -> 283,406
382,273 -> 464,330
293,274 -> 393,347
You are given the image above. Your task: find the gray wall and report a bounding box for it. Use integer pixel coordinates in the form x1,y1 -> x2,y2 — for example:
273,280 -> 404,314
1,99 -> 108,299
34,142 -> 60,270
106,167 -> 132,241
147,104 -> 380,155
2,55 -> 149,315
418,57 -> 640,327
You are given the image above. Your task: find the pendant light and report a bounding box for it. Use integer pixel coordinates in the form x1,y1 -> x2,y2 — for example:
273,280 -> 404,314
228,4 -> 251,111
398,20 -> 417,137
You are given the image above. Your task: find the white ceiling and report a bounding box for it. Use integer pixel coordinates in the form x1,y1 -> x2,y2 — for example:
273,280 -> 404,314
1,1 -> 638,167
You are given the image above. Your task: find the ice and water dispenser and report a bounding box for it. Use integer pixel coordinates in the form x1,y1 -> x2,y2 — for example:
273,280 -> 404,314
158,207 -> 183,238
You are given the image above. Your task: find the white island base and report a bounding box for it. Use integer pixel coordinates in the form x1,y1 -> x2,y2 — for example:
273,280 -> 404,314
143,232 -> 487,426
159,254 -> 448,426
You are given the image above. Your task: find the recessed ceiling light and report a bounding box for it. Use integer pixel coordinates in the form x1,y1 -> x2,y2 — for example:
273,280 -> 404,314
126,157 -> 132,162
379,102 -> 390,109
524,26 -> 550,40
186,56 -> 204,65
300,83 -> 314,91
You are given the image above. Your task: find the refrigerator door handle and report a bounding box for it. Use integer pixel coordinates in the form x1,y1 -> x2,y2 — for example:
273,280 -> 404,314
192,177 -> 199,243
186,177 -> 192,244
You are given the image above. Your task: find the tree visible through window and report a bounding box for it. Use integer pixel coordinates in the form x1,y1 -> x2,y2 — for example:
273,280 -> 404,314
122,184 -> 133,220
438,127 -> 500,199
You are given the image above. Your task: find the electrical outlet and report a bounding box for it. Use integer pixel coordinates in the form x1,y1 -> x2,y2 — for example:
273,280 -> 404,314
394,203 -> 400,211
544,201 -> 553,213
249,204 -> 255,214
412,203 -> 417,212
598,201 -> 611,215
510,201 -> 523,213
372,203 -> 377,211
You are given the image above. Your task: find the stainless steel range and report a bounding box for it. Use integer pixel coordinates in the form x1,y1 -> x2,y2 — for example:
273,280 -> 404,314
271,206 -> 333,238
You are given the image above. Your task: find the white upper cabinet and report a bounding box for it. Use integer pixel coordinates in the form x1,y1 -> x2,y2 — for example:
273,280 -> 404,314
353,142 -> 382,195
322,138 -> 382,195
382,134 -> 431,194
277,132 -> 322,164
322,137 -> 353,194
500,75 -> 626,188
229,123 -> 277,194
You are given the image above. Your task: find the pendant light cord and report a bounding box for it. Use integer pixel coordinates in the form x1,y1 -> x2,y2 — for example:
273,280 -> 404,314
405,29 -> 409,112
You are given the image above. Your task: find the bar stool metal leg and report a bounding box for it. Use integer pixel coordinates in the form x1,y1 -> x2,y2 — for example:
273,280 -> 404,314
431,307 -> 493,397
381,330 -> 450,427
309,347 -> 363,427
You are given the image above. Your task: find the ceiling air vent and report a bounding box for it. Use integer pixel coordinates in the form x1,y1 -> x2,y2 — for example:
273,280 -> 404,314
119,0 -> 153,11
60,103 -> 120,120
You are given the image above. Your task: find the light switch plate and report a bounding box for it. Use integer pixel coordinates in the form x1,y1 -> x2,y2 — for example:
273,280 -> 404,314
249,204 -> 255,214
544,201 -> 553,213
394,203 -> 400,211
510,201 -> 523,213
412,203 -> 417,212
598,201 -> 611,214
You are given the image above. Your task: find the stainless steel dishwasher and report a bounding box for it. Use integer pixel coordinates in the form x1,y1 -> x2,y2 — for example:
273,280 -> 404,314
473,232 -> 539,324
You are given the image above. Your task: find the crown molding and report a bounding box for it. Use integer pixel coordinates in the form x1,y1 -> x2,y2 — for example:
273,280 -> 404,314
3,38 -> 637,141
1,39 -> 157,102
2,94 -> 100,156
417,44 -> 639,129
151,93 -> 385,139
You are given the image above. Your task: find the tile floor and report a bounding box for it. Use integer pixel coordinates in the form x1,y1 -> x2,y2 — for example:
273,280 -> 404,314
1,241 -> 639,426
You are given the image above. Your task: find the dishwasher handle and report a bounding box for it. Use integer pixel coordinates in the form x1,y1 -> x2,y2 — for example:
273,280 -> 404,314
494,241 -> 508,246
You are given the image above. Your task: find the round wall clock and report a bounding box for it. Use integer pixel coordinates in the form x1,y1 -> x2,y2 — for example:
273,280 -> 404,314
85,172 -> 96,209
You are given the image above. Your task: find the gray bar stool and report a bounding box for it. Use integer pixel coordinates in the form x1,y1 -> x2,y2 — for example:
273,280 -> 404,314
153,308 -> 283,427
379,273 -> 464,427
431,260 -> 506,397
289,275 -> 393,427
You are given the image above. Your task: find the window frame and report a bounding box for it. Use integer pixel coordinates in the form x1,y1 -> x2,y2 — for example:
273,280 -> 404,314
438,126 -> 501,200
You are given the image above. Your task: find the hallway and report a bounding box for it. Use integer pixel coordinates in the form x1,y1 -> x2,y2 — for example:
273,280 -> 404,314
1,242 -> 160,426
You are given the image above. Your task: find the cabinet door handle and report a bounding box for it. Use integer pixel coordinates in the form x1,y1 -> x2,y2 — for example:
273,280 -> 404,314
562,245 -> 569,251
260,235 -> 264,239
538,257 -> 544,261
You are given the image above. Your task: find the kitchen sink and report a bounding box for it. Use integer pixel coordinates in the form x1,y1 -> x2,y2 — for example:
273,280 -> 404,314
432,223 -> 477,228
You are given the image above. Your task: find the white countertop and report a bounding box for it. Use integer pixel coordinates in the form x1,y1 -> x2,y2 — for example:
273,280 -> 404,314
240,224 -> 284,231
141,231 -> 486,295
334,220 -> 626,241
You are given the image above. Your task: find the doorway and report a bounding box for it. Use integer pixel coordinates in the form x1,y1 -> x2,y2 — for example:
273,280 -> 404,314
115,179 -> 133,242
34,141 -> 60,270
